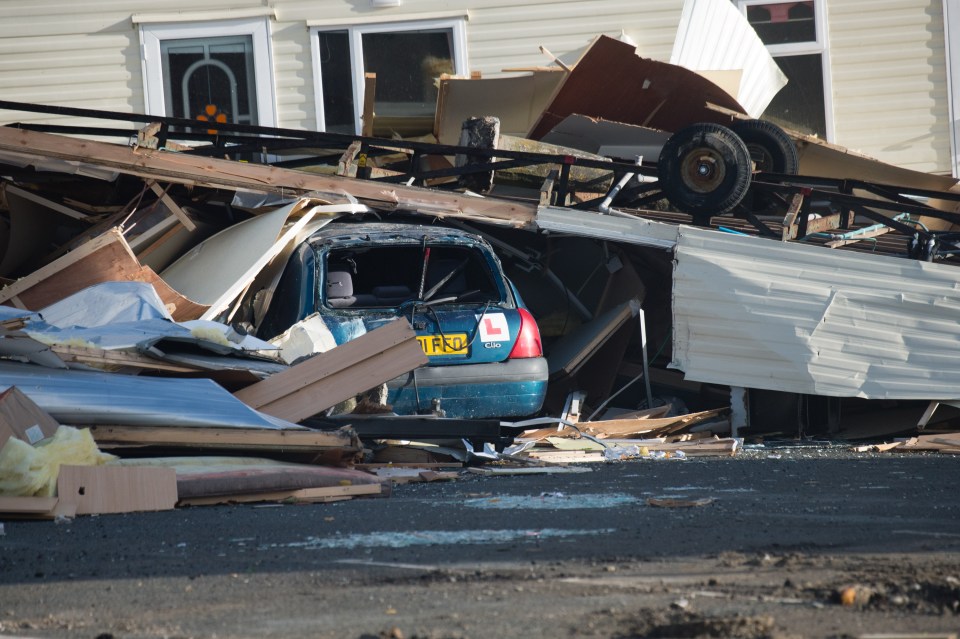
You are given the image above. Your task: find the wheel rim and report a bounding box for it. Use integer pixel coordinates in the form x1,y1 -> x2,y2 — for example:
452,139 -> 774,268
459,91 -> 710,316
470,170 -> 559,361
679,148 -> 727,194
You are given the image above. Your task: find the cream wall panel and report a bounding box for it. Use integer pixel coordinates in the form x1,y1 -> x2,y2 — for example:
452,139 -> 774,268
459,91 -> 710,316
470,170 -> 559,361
828,0 -> 951,173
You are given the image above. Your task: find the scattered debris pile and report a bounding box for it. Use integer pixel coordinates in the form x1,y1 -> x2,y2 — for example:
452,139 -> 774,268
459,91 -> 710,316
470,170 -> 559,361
3,29 -> 960,519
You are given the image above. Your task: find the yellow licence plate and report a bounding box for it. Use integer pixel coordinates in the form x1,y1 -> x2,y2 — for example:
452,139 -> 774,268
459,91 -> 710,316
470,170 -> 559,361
417,333 -> 468,356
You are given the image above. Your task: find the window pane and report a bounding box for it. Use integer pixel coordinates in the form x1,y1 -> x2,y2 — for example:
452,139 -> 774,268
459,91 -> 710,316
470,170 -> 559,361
763,54 -> 826,136
747,1 -> 816,45
361,30 -> 454,119
318,31 -> 355,134
161,35 -> 258,128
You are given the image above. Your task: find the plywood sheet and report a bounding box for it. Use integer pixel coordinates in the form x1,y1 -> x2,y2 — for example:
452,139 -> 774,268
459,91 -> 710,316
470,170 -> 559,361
56,465 -> 177,515
527,35 -> 746,140
434,72 -> 565,146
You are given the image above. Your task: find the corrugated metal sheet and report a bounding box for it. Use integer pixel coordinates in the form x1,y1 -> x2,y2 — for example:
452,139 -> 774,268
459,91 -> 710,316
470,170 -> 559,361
669,0 -> 787,118
671,225 -> 960,400
536,206 -> 678,250
0,361 -> 300,429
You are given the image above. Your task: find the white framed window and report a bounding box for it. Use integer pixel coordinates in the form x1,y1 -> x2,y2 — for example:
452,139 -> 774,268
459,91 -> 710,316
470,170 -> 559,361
139,17 -> 277,129
309,18 -> 468,135
738,0 -> 834,140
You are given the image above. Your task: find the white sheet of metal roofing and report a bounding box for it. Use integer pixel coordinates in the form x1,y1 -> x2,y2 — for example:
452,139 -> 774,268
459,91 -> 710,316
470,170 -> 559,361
670,0 -> 787,118
0,361 -> 301,430
536,206 -> 678,249
671,226 -> 960,400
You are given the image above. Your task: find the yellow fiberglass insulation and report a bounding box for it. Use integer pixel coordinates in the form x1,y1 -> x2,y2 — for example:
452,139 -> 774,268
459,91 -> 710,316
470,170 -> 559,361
0,426 -> 117,497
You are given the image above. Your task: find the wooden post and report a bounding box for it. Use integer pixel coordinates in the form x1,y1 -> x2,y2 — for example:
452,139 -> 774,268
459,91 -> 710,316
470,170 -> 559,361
361,73 -> 376,137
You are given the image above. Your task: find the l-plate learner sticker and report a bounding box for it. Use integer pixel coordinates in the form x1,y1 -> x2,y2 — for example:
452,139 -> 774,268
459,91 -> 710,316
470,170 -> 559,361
477,312 -> 509,342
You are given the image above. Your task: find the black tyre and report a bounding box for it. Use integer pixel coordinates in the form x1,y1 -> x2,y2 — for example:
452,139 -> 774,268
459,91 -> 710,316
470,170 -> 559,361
731,119 -> 799,175
658,122 -> 753,218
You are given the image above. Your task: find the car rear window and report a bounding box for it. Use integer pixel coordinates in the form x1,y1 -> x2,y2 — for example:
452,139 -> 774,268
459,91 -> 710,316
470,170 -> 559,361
323,244 -> 503,309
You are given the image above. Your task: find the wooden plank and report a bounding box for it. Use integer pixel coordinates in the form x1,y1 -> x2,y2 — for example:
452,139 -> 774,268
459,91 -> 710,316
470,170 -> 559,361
521,407 -> 727,440
897,433 -> 960,452
50,345 -> 202,373
147,180 -> 197,232
57,465 -> 178,515
802,211 -> 845,235
337,140 -> 362,178
851,441 -> 905,453
0,386 -> 60,449
543,435 -> 740,457
234,318 -> 428,423
524,450 -> 607,464
361,73 -> 376,137
235,319 -> 417,407
0,127 -> 538,228
929,436 -> 960,450
178,483 -> 380,506
780,193 -> 804,241
89,425 -> 360,452
825,225 -> 895,248
4,184 -> 90,222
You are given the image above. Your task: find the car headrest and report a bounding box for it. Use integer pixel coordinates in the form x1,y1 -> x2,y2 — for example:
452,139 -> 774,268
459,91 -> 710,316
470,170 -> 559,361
326,270 -> 354,299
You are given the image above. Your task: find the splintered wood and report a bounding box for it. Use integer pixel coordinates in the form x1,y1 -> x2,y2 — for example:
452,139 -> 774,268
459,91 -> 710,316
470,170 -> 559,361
510,405 -> 738,464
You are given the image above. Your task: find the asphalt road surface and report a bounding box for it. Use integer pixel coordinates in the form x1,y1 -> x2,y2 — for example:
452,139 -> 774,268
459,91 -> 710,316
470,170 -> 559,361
2,444 -> 959,638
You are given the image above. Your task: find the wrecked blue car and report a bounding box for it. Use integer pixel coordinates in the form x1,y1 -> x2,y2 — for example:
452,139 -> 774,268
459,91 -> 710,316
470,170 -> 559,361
259,220 -> 548,419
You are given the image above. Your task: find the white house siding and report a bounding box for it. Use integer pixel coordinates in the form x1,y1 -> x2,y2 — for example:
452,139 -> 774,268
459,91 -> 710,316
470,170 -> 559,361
462,0 -> 682,74
829,0 -> 952,174
0,0 -> 953,175
0,0 -> 269,126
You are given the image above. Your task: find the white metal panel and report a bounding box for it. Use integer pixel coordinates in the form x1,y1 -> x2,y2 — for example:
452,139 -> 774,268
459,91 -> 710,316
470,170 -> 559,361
536,206 -> 678,250
670,0 -> 787,118
671,225 -> 960,400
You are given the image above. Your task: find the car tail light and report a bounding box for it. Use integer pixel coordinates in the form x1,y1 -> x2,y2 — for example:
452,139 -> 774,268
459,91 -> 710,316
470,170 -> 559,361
508,308 -> 543,359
